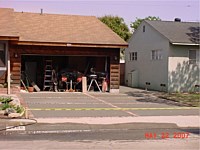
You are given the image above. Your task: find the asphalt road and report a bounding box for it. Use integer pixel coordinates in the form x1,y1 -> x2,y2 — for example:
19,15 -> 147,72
1,86 -> 199,150
0,139 -> 199,150
2,122 -> 199,140
0,123 -> 199,150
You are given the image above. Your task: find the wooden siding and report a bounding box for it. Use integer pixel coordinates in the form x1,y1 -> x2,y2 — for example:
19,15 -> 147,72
120,63 -> 125,85
110,64 -> 120,89
9,45 -> 119,56
7,44 -> 120,90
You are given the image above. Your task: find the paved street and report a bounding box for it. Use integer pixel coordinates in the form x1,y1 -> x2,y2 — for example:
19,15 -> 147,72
0,122 -> 199,150
0,139 -> 199,150
0,86 -> 199,150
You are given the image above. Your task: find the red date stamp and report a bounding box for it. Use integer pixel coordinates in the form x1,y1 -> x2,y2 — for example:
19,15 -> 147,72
173,132 -> 190,138
145,132 -> 190,139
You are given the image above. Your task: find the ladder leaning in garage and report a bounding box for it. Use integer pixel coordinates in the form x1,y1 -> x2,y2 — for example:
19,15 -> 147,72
43,60 -> 53,91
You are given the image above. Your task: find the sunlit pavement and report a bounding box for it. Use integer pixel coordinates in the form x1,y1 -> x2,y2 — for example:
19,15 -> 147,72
16,86 -> 200,127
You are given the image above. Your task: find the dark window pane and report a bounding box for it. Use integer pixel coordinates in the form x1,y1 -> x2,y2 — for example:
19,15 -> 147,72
143,26 -> 145,32
189,50 -> 196,59
0,43 -> 5,67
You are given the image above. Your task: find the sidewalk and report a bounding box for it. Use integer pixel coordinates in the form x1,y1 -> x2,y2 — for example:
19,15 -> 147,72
35,116 -> 200,128
0,86 -> 199,129
0,115 -> 199,130
0,116 -> 199,135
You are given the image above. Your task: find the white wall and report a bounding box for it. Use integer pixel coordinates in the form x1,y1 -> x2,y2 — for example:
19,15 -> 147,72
125,21 -> 169,91
168,45 -> 199,92
125,21 -> 199,92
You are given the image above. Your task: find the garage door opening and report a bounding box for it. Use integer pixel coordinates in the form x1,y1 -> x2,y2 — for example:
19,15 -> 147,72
21,55 -> 110,92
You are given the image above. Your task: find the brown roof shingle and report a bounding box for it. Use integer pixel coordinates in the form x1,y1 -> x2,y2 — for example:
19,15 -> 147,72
0,8 -> 18,37
0,8 -> 127,47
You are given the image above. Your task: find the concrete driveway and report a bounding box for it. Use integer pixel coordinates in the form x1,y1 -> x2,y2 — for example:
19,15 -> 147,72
20,86 -> 198,118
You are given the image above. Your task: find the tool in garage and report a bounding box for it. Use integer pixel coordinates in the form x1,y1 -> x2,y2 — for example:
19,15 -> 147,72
43,60 -> 53,91
20,79 -> 28,91
87,68 -> 102,92
52,69 -> 58,92
31,82 -> 40,92
21,71 -> 40,92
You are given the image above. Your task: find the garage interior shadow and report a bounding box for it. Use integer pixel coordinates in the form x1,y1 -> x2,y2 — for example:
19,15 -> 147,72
21,55 -> 110,92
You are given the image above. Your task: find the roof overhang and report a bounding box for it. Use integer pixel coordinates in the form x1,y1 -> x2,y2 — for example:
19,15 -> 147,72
171,42 -> 199,46
0,36 -> 19,41
11,41 -> 128,48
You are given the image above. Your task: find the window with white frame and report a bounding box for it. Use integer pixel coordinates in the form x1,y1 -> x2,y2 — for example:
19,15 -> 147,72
0,43 -> 6,67
129,52 -> 137,61
151,50 -> 163,60
189,50 -> 199,64
132,52 -> 137,61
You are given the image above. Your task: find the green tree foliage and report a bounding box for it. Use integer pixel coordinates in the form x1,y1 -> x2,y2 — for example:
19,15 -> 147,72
99,15 -> 131,41
131,16 -> 161,31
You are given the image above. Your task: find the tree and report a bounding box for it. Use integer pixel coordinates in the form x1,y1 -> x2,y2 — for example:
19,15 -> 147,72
130,16 -> 161,31
99,15 -> 131,41
99,15 -> 131,60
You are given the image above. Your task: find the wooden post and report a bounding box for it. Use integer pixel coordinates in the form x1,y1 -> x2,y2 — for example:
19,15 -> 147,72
7,51 -> 11,95
82,77 -> 87,93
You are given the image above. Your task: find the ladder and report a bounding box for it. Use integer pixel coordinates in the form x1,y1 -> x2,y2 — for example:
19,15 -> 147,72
43,60 -> 53,91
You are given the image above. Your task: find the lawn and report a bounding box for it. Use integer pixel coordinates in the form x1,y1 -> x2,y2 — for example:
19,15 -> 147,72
159,93 -> 200,107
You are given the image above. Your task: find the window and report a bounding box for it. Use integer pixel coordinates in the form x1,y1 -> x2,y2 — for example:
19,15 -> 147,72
132,52 -> 137,60
151,50 -> 162,60
129,53 -> 132,61
0,43 -> 6,67
189,50 -> 199,64
129,52 -> 137,61
143,25 -> 145,32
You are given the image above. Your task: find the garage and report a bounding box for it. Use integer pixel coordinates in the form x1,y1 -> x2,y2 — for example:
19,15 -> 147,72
9,44 -> 123,93
21,54 -> 110,92
0,8 -> 128,94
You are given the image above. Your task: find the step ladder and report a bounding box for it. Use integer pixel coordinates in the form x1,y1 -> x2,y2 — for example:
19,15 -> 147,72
43,60 -> 53,91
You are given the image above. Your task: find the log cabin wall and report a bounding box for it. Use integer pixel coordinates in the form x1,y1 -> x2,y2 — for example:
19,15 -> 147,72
110,53 -> 120,92
8,44 -> 120,91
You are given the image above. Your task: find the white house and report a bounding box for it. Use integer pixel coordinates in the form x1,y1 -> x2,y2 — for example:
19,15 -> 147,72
125,19 -> 199,92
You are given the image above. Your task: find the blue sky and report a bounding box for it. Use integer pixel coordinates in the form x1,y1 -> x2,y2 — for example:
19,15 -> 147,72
0,0 -> 199,27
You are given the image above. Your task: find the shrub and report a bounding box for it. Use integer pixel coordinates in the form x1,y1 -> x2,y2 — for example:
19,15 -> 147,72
1,102 -> 13,110
15,105 -> 24,113
0,97 -> 13,104
0,96 -> 24,115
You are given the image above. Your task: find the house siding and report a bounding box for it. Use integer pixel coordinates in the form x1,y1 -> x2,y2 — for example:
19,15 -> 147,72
125,22 -> 169,91
168,44 -> 199,92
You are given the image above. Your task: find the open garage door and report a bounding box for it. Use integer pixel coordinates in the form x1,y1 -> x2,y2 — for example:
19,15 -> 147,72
21,55 -> 110,92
